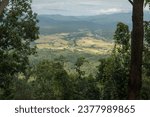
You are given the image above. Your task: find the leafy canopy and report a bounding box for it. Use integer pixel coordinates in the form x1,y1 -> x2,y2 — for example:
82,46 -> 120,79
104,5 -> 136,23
0,0 -> 39,98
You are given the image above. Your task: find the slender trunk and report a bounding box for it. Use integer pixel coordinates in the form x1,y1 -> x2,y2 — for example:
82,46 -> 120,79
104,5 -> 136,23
0,0 -> 9,15
128,0 -> 144,99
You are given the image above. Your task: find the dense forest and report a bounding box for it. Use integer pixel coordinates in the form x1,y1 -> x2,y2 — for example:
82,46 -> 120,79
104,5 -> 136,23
0,0 -> 150,100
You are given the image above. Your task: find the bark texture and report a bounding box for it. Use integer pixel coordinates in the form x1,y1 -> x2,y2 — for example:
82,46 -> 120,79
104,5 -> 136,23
0,0 -> 9,15
128,0 -> 144,99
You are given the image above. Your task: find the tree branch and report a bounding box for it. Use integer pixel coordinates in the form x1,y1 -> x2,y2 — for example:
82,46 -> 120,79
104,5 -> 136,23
128,0 -> 133,5
0,0 -> 9,15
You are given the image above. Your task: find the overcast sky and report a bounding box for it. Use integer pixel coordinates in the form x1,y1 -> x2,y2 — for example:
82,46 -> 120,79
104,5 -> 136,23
32,0 -> 136,16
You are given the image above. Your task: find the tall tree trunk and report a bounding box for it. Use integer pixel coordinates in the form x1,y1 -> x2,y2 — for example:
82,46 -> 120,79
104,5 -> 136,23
128,0 -> 144,99
0,0 -> 9,15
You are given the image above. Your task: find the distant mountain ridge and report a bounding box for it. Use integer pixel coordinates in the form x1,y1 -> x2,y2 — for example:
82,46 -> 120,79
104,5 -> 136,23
38,12 -> 150,40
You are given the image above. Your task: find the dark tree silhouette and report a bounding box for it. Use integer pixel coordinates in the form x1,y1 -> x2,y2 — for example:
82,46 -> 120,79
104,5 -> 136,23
128,0 -> 144,99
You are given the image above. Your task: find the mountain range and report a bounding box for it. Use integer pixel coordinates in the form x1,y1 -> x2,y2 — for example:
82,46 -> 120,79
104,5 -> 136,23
38,12 -> 150,40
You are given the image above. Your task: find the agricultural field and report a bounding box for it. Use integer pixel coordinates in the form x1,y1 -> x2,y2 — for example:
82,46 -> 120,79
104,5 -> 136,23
35,34 -> 114,55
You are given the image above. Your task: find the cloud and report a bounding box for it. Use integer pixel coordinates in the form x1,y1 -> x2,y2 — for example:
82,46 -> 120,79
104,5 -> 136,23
93,8 -> 127,15
32,0 -> 132,16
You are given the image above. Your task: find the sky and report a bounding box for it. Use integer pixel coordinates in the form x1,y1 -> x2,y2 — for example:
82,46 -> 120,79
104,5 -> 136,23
32,0 -> 145,16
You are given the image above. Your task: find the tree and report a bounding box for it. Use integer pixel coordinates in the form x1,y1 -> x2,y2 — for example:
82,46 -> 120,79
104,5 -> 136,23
96,22 -> 130,100
113,23 -> 131,99
128,0 -> 150,99
113,22 -> 130,52
143,21 -> 150,77
0,0 -> 39,99
128,0 -> 144,99
32,60 -> 71,100
141,21 -> 150,99
75,57 -> 87,79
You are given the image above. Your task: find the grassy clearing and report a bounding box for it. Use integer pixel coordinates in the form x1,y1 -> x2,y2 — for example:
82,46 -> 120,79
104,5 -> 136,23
35,34 -> 114,55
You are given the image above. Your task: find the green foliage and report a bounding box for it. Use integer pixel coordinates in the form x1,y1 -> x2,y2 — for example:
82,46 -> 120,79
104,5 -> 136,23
11,78 -> 34,100
96,58 -> 116,99
141,77 -> 150,99
32,60 -> 71,99
144,21 -> 150,46
145,0 -> 150,7
75,57 -> 87,79
141,21 -> 150,99
143,21 -> 150,77
29,58 -> 100,100
113,22 -> 130,51
96,22 -> 130,99
0,0 -> 39,99
72,76 -> 100,100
